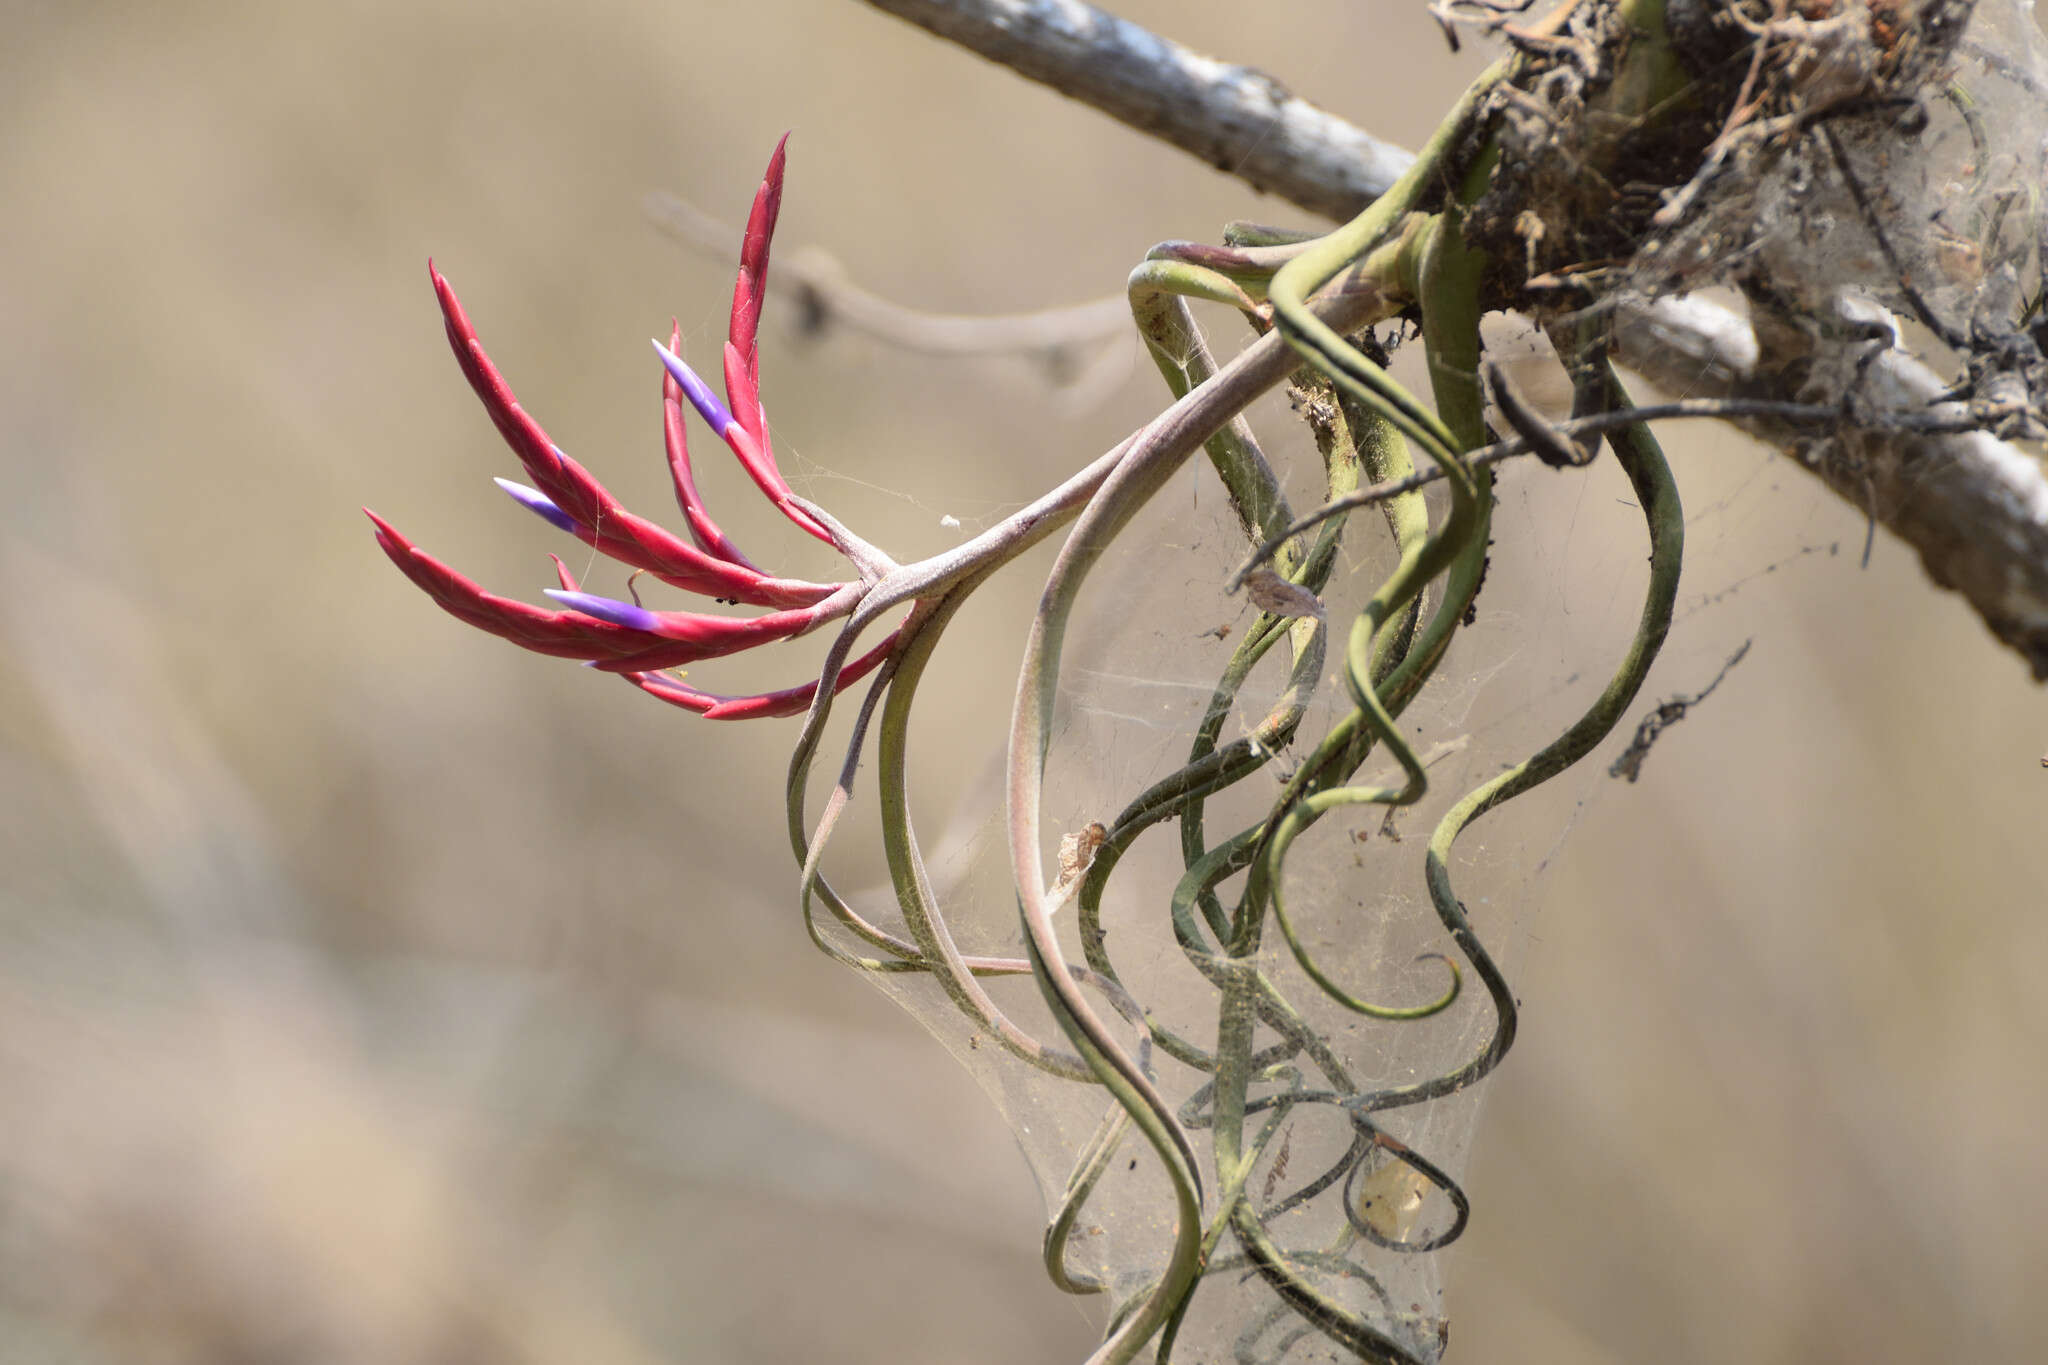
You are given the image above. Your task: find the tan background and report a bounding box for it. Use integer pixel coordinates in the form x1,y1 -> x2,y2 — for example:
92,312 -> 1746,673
3,1 -> 2044,1361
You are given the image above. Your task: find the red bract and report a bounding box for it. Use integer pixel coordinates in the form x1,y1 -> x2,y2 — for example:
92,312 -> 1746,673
370,137 -> 892,720
662,319 -> 759,570
625,628 -> 903,720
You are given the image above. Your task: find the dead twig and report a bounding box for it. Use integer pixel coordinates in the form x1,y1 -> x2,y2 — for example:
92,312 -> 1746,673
1609,640 -> 1754,782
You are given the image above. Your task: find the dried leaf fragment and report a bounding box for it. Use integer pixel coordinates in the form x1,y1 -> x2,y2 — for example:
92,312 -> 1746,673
1054,821 -> 1108,896
1240,567 -> 1324,619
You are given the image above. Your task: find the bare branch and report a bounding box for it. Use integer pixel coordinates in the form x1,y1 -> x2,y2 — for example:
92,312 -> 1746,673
856,0 -> 1415,220
855,0 -> 2048,678
645,189 -> 1131,357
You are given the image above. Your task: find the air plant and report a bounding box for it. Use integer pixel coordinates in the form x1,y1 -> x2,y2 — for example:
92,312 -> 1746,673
373,2 -> 2048,1359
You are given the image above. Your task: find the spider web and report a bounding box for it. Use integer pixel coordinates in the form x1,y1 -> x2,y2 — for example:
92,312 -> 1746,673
815,350 -> 1761,1359
784,8 -> 2048,1353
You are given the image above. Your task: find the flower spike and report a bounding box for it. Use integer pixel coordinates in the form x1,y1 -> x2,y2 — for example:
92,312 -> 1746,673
625,626 -> 902,721
383,137 -> 906,723
432,261 -> 838,606
653,339 -> 833,544
544,587 -> 845,655
368,510 -> 650,660
726,131 -> 789,450
369,509 -> 856,674
662,319 -> 758,569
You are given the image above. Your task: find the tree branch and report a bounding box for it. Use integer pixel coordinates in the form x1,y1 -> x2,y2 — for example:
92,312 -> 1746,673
1613,297 -> 2048,676
856,0 -> 2048,678
857,0 -> 1415,220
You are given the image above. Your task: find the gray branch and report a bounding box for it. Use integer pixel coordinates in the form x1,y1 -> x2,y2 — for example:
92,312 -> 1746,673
1614,298 -> 2048,676
857,0 -> 1415,219
856,0 -> 2048,678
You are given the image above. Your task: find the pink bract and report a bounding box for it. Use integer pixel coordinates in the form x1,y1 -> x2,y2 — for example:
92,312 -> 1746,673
370,137 -> 894,720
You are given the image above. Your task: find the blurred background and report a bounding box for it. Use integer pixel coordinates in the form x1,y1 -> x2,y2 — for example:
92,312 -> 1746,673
3,1 -> 2045,1361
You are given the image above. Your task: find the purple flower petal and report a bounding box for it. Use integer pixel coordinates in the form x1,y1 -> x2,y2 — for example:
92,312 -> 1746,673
544,589 -> 662,633
652,339 -> 736,435
494,477 -> 581,534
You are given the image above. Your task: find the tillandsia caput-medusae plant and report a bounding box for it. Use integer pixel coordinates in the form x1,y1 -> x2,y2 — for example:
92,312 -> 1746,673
372,1 -> 2048,1359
